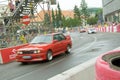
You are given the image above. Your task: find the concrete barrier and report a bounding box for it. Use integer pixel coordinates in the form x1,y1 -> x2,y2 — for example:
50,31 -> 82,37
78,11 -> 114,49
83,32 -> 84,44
48,57 -> 97,80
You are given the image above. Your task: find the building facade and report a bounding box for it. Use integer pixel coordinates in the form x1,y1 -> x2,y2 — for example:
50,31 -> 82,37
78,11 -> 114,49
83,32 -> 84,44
102,0 -> 120,23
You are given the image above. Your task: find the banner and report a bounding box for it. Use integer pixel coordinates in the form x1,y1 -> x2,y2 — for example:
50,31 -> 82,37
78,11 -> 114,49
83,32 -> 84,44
0,44 -> 28,64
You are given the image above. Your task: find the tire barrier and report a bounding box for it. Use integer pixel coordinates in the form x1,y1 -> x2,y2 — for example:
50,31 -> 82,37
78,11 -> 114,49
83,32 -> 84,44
0,44 -> 28,64
95,50 -> 120,80
96,24 -> 120,33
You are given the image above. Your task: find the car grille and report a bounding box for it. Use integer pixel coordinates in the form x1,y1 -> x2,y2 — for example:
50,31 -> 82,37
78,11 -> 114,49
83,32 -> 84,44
22,50 -> 34,54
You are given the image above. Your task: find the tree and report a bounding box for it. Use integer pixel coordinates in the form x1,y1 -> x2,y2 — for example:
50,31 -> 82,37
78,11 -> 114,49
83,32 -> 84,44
62,16 -> 81,27
95,8 -> 103,24
81,0 -> 89,18
55,9 -> 59,27
87,8 -> 103,24
80,0 -> 89,26
73,5 -> 81,19
73,5 -> 82,26
51,9 -> 56,27
50,0 -> 56,5
44,13 -> 50,26
57,3 -> 62,27
87,17 -> 98,25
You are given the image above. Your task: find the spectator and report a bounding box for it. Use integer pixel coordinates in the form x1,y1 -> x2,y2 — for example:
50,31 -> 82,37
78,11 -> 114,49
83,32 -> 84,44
19,34 -> 27,44
15,0 -> 20,8
30,2 -> 34,15
1,38 -> 7,48
25,0 -> 28,6
8,0 -> 15,12
4,17 -> 9,25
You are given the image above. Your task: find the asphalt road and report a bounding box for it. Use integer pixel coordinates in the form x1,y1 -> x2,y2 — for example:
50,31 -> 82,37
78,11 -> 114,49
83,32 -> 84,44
0,32 -> 120,80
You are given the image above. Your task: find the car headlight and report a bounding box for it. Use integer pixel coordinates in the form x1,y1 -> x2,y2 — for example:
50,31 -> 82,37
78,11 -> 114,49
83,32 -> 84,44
34,50 -> 40,53
17,51 -> 23,54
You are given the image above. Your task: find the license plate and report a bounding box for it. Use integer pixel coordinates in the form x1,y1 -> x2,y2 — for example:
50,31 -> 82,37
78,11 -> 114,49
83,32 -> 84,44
22,56 -> 32,59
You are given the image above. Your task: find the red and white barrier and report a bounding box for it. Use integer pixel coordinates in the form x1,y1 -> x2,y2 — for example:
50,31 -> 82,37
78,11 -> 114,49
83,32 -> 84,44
0,44 -> 28,64
96,24 -> 120,33
0,52 -> 3,64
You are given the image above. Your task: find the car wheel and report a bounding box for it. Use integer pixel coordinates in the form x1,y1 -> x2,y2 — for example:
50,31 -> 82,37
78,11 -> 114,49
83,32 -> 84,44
47,51 -> 53,61
66,45 -> 71,54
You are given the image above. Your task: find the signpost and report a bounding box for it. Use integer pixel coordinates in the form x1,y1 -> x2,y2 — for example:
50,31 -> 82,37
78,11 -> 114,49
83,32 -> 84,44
22,15 -> 30,25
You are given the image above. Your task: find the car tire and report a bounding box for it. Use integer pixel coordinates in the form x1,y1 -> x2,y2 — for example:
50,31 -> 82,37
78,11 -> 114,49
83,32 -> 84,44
66,45 -> 71,54
46,51 -> 53,61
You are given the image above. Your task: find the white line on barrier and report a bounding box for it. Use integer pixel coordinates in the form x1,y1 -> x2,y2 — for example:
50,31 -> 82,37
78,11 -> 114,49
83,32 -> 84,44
0,51 -> 3,64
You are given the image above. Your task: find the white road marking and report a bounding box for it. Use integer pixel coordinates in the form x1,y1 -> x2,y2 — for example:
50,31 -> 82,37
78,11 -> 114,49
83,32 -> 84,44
72,36 -> 97,56
12,59 -> 65,80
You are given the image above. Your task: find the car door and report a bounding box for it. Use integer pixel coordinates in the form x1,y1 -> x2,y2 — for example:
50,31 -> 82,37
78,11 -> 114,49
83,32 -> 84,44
52,34 -> 62,55
58,34 -> 67,51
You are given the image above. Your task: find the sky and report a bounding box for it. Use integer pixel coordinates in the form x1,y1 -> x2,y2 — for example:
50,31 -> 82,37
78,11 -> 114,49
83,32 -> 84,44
50,0 -> 102,10
0,0 -> 102,10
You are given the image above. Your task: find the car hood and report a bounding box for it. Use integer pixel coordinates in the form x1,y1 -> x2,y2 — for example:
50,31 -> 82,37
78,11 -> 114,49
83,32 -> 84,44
18,43 -> 50,51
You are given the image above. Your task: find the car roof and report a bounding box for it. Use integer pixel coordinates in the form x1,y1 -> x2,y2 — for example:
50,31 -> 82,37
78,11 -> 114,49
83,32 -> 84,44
39,32 -> 62,36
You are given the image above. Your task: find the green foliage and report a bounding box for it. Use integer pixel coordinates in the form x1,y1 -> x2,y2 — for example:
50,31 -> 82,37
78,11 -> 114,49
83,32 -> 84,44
80,0 -> 89,18
73,0 -> 89,26
73,5 -> 81,19
57,3 -> 62,21
73,5 -> 82,26
50,0 -> 56,5
62,17 -> 81,27
87,8 -> 103,24
51,3 -> 63,27
55,9 -> 60,27
52,9 -> 56,27
44,13 -> 50,26
87,17 -> 98,25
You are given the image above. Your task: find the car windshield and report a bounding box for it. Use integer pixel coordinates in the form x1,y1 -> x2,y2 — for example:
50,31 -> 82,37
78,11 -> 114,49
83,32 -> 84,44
89,28 -> 95,30
30,35 -> 52,44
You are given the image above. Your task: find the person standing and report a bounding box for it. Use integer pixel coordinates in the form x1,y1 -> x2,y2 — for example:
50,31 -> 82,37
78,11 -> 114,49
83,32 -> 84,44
25,0 -> 28,6
15,0 -> 20,8
8,0 -> 15,12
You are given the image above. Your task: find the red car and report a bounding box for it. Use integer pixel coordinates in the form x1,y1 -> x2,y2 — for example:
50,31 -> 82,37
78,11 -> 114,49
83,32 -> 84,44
16,33 -> 72,64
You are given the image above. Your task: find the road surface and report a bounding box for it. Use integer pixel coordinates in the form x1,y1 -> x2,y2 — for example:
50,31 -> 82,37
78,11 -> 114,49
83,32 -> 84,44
0,32 -> 120,80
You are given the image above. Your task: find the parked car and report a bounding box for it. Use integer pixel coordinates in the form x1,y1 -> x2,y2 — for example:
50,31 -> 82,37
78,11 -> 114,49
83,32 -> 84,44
80,28 -> 86,33
16,33 -> 72,64
95,50 -> 120,80
87,28 -> 97,34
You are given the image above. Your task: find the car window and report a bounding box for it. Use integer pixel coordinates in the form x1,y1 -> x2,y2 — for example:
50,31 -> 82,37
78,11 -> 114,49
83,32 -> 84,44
53,34 -> 61,41
53,34 -> 65,41
30,35 -> 52,44
59,34 -> 66,40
